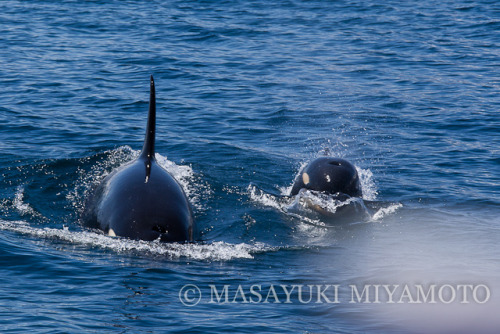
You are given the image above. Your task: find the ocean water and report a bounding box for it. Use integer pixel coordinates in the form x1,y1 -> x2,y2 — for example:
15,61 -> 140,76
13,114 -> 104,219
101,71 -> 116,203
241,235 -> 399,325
0,0 -> 499,333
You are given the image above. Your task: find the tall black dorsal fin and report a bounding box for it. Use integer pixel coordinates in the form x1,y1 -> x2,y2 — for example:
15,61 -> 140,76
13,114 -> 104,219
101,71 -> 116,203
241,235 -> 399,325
140,75 -> 156,161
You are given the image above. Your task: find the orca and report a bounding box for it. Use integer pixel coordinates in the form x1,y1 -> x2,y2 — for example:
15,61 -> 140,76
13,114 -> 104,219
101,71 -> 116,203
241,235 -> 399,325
251,157 -> 393,223
81,76 -> 194,242
290,157 -> 362,197
285,157 -> 365,221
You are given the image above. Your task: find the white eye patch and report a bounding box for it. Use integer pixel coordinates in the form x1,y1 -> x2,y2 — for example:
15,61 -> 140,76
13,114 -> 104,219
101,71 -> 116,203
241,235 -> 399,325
302,172 -> 310,185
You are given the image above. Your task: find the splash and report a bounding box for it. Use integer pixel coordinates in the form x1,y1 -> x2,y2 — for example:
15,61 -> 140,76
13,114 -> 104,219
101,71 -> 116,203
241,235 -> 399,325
0,219 -> 269,261
10,185 -> 46,220
290,189 -> 363,214
67,146 -> 137,212
247,184 -> 285,211
371,203 -> 403,221
356,167 -> 378,201
13,186 -> 36,216
68,146 -> 211,213
155,153 -> 211,211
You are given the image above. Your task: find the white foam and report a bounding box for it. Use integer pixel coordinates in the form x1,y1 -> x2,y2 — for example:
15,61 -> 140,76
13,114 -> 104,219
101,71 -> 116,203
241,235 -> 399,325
13,186 -> 33,216
247,184 -> 284,211
371,203 -> 403,221
293,189 -> 357,214
155,153 -> 211,211
0,219 -> 269,261
12,185 -> 44,219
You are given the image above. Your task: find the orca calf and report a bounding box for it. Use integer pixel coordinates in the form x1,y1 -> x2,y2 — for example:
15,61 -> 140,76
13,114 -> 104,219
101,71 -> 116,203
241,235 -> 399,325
290,157 -> 362,197
285,157 -> 367,221
81,76 -> 194,242
250,157 -> 373,223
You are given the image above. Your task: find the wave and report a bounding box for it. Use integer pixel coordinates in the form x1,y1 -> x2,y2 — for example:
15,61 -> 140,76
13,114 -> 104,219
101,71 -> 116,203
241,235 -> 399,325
0,219 -> 273,261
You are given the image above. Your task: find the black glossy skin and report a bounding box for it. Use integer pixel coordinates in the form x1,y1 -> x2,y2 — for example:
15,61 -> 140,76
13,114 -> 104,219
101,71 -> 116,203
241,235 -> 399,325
81,76 -> 194,242
290,157 -> 362,197
82,157 -> 194,242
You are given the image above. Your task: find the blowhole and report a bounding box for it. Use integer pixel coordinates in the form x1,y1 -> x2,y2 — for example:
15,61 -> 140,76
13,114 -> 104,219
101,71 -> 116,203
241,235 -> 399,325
329,161 -> 341,166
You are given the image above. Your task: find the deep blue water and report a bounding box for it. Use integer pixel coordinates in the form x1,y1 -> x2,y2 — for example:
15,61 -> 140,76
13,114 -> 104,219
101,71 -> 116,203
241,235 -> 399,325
1,0 -> 499,333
